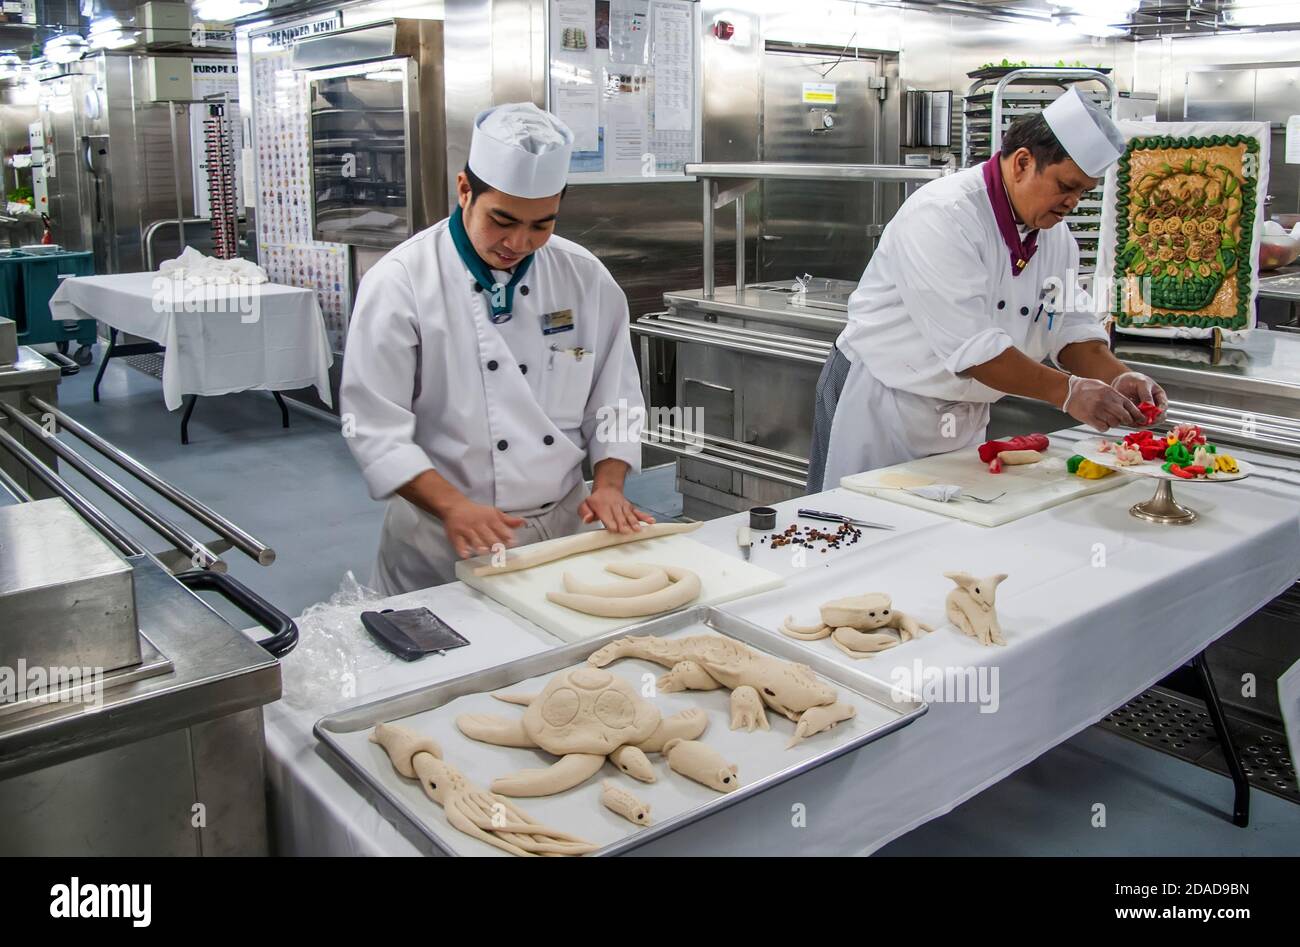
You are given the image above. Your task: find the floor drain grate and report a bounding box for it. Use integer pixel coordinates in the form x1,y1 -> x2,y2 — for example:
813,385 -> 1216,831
121,353 -> 164,381
1097,687 -> 1299,806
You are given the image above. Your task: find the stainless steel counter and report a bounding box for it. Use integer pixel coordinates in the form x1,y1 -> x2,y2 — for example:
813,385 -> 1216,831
0,555 -> 282,855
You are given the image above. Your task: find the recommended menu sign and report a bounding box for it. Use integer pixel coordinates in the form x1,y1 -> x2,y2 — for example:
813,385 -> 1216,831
549,0 -> 701,183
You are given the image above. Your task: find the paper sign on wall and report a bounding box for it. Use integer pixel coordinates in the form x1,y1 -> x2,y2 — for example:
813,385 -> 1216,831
802,82 -> 836,105
1287,115 -> 1300,165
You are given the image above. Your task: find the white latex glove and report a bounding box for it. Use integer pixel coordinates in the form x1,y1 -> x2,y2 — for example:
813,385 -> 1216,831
1110,370 -> 1169,422
1061,375 -> 1147,433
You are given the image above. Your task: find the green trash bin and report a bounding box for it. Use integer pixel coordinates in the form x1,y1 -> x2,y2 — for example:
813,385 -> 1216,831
3,249 -> 96,360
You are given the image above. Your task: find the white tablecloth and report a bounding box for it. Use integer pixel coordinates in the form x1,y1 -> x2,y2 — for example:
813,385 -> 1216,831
260,428 -> 1300,856
51,273 -> 333,411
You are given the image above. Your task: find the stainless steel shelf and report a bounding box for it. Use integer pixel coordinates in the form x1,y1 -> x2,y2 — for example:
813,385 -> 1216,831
684,162 -> 949,183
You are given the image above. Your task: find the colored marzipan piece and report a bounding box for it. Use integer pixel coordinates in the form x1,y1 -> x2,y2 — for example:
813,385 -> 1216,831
1213,454 -> 1239,474
1162,462 -> 1196,479
1113,135 -> 1259,329
1137,401 -> 1160,425
977,433 -> 1050,464
1068,455 -> 1112,479
1164,441 -> 1193,465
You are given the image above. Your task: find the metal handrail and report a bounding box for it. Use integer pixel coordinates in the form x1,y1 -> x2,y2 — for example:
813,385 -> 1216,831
0,463 -> 31,502
143,215 -> 248,271
28,396 -> 275,565
0,425 -> 145,557
643,432 -> 809,489
0,404 -> 224,571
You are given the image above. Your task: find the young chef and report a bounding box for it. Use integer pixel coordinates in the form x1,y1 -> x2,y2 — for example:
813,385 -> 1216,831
341,103 -> 650,594
808,87 -> 1168,490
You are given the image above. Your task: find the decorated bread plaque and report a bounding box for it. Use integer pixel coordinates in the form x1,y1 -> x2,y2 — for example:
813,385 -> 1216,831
1099,122 -> 1270,338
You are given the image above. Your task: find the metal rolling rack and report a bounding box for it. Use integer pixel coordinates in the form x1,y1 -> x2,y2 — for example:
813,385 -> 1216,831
0,343 -> 296,854
960,67 -> 1116,271
634,162 -> 949,516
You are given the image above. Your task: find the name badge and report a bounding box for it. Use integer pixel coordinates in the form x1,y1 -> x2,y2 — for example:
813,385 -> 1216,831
541,308 -> 575,335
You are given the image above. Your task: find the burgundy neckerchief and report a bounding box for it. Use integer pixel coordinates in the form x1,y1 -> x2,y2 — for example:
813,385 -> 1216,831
982,156 -> 1038,277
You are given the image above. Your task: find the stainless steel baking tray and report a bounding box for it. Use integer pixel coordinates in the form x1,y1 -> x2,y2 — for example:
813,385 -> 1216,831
315,605 -> 927,856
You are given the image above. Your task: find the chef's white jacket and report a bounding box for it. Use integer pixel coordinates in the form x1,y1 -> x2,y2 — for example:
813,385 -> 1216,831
340,217 -> 643,587
822,165 -> 1109,483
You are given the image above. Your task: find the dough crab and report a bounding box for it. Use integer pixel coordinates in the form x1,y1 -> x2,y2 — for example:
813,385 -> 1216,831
780,593 -> 933,658
455,666 -> 707,796
588,634 -> 856,749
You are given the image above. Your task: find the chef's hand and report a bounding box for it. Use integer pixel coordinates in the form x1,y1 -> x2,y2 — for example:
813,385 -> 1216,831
579,486 -> 656,534
1061,375 -> 1147,433
1110,370 -> 1169,423
439,498 -> 526,559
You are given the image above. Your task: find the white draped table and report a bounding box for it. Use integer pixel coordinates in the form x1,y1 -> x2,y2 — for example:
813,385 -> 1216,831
51,273 -> 332,411
258,428 -> 1300,855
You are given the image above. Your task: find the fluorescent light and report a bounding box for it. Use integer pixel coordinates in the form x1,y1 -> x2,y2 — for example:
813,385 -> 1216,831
363,69 -> 405,82
1069,14 -> 1128,37
1053,0 -> 1138,16
88,17 -> 139,49
43,34 -> 88,64
192,0 -> 268,22
1225,1 -> 1300,26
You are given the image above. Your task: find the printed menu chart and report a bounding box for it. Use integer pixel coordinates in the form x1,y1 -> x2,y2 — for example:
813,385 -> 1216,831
250,17 -> 353,353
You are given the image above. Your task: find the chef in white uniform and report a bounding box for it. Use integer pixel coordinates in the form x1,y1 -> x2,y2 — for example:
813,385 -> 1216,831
341,103 -> 650,595
809,88 -> 1169,490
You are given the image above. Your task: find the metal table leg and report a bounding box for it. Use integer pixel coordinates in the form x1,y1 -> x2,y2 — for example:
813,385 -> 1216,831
181,394 -> 198,445
272,391 -> 290,429
92,327 -> 116,403
1155,650 -> 1251,827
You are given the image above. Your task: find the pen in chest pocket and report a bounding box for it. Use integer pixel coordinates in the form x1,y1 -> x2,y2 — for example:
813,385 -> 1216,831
548,343 -> 587,368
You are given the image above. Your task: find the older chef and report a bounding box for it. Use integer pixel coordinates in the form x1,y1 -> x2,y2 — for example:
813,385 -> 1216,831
341,103 -> 649,595
808,88 -> 1168,490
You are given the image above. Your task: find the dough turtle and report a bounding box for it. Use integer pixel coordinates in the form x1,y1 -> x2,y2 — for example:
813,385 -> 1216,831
456,666 -> 707,796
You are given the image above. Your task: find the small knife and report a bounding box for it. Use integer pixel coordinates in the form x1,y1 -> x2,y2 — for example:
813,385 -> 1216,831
798,508 -> 895,531
736,524 -> 752,560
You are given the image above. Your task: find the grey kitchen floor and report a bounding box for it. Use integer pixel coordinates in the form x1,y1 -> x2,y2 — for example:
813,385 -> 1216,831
33,349 -> 1300,856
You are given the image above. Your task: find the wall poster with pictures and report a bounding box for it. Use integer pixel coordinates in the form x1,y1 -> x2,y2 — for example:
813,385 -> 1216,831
246,12 -> 354,354
548,0 -> 702,183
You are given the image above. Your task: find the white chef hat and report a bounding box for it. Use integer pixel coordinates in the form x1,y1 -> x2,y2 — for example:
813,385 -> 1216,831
468,103 -> 574,199
1043,86 -> 1126,177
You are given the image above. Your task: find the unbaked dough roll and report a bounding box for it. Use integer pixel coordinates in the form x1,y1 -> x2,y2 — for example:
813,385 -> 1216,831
472,522 -> 702,577
547,566 -> 701,618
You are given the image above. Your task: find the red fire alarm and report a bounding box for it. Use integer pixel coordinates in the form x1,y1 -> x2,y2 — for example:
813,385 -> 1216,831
712,19 -> 735,40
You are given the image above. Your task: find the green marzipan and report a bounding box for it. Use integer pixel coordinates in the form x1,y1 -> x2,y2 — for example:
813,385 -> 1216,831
1113,135 -> 1259,328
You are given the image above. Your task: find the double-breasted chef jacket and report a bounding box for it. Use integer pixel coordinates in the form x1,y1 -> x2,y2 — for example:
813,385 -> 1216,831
340,214 -> 644,590
817,163 -> 1109,486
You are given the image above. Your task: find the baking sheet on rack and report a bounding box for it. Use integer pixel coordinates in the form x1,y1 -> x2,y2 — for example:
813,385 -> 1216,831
316,609 -> 925,856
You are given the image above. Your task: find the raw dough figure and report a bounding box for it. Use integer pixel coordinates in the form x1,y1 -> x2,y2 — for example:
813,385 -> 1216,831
781,592 -> 933,658
662,738 -> 739,793
547,563 -> 701,618
589,634 -> 856,747
944,571 -> 1008,646
730,685 -> 770,732
369,722 -> 596,857
472,521 -> 702,576
456,666 -> 707,796
562,567 -> 669,598
601,780 -> 652,826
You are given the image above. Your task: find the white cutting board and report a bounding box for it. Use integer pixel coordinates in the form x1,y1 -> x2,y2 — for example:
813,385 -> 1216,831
455,535 -> 783,642
840,445 -> 1126,527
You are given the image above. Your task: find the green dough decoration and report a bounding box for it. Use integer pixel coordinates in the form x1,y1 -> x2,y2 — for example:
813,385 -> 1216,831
1066,454 -> 1084,474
